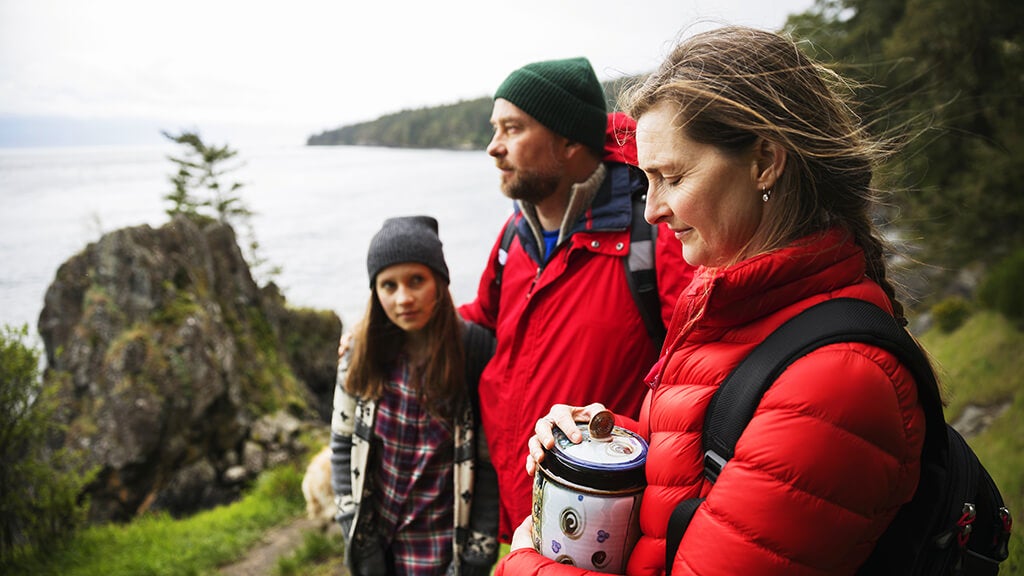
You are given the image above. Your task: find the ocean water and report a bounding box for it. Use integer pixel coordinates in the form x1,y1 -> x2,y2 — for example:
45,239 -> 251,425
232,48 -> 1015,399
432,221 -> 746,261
0,144 -> 513,342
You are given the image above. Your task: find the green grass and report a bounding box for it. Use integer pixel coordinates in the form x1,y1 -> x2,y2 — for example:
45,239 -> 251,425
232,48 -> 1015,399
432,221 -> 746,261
921,310 -> 1024,418
920,310 -> 1024,574
273,529 -> 345,576
3,465 -> 306,576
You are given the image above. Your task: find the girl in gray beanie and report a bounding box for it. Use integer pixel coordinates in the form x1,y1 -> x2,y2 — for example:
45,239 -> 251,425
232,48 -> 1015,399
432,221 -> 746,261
330,215 -> 498,576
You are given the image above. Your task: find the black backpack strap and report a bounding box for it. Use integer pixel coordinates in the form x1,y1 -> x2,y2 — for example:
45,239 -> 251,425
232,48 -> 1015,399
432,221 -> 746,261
665,298 -> 946,574
463,321 -> 495,386
494,218 -> 517,288
462,320 -> 496,424
625,189 -> 666,349
703,298 -> 945,476
665,497 -> 703,575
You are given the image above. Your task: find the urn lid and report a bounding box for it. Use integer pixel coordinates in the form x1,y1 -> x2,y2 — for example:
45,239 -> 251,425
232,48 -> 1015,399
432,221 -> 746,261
542,422 -> 647,491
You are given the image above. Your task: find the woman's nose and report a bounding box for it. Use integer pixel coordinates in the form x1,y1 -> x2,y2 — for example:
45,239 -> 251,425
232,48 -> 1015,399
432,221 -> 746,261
644,183 -> 668,225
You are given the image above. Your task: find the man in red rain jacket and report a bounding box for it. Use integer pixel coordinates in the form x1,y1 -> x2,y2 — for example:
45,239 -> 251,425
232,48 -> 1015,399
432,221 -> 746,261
459,57 -> 693,543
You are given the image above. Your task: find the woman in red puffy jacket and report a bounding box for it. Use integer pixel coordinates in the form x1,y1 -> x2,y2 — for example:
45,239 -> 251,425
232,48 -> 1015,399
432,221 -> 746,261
498,26 -> 927,576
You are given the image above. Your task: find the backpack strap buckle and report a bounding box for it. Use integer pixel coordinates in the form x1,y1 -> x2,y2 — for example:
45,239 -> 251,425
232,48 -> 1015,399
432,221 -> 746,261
703,449 -> 727,484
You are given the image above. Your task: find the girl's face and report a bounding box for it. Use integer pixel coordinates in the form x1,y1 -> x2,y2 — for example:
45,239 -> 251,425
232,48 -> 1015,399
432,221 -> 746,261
375,262 -> 438,334
636,101 -> 766,268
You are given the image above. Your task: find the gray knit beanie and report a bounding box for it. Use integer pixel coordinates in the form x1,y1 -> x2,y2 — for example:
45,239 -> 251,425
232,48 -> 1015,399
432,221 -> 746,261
366,216 -> 450,287
494,56 -> 607,153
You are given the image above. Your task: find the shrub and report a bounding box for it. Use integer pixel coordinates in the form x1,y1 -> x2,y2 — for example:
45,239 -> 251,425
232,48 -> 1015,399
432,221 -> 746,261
0,325 -> 95,565
978,248 -> 1024,324
931,296 -> 973,333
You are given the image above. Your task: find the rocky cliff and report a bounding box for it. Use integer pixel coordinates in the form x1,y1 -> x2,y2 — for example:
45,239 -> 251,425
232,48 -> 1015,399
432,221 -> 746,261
38,216 -> 341,522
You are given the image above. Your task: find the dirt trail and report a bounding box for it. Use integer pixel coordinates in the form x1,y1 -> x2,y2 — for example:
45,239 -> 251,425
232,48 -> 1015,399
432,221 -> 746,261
218,517 -> 341,576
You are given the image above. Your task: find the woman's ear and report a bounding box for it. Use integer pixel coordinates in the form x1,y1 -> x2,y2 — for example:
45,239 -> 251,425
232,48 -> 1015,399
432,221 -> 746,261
755,138 -> 786,190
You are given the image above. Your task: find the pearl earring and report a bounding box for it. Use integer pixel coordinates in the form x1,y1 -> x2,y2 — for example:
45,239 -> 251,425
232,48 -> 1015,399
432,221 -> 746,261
762,186 -> 772,202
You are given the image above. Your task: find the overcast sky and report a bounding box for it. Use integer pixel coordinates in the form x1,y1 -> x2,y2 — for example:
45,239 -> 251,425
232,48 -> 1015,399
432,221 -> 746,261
0,0 -> 817,147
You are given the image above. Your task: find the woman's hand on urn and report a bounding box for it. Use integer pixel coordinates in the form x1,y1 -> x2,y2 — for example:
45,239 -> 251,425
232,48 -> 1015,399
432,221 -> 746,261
525,402 -> 608,476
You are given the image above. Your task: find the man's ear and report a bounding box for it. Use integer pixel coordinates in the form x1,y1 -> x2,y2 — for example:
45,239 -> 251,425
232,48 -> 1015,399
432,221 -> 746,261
755,138 -> 786,190
564,139 -> 587,160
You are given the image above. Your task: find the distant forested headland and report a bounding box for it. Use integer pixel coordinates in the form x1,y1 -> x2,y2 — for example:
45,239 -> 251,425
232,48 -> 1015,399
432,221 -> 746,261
307,97 -> 493,150
305,79 -> 635,150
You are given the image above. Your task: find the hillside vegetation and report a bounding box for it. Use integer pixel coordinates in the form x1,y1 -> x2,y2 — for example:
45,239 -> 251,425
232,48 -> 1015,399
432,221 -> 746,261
2,466 -> 307,575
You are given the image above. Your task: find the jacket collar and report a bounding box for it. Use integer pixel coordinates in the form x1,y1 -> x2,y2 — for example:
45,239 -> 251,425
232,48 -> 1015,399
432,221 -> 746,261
514,162 -> 637,262
518,163 -> 606,252
678,228 -> 867,332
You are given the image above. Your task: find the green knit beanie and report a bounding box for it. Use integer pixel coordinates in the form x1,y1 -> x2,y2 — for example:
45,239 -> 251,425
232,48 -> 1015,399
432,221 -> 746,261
495,57 -> 607,153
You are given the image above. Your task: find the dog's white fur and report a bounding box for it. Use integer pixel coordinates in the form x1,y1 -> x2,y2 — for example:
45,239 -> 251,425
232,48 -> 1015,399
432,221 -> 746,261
301,445 -> 335,525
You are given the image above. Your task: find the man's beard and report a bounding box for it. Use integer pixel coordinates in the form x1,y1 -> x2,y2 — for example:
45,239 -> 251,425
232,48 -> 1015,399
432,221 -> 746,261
501,168 -> 561,205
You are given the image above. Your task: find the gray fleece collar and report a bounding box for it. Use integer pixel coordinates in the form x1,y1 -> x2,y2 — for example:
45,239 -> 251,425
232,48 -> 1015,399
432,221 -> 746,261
518,163 -> 607,253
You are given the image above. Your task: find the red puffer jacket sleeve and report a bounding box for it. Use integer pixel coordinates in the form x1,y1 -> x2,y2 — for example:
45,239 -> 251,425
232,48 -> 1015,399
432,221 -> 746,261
496,547 -> 606,576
